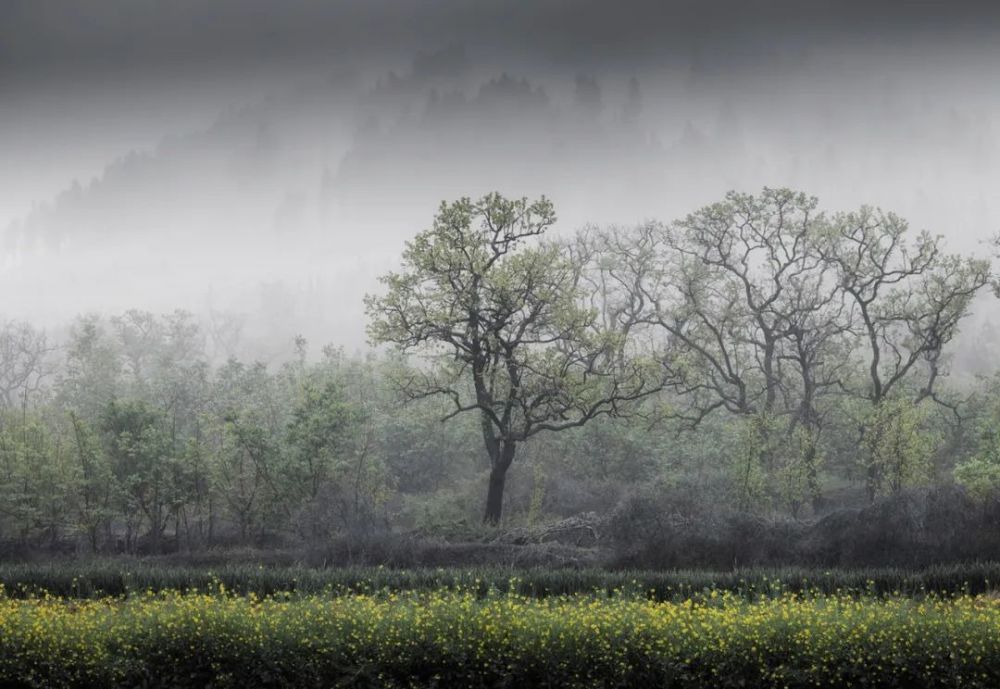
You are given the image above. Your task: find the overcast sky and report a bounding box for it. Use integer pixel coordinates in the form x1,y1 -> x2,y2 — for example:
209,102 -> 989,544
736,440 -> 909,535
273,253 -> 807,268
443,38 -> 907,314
4,1 -> 998,75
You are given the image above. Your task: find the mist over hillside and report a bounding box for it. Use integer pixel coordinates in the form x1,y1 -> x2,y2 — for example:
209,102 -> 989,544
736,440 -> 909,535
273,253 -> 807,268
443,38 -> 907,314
3,1 -> 1000,358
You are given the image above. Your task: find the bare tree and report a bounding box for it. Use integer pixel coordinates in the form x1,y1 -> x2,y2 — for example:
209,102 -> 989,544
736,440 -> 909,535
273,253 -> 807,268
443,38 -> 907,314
771,258 -> 853,511
819,208 -> 990,499
207,310 -> 245,363
111,309 -> 160,383
0,320 -> 52,409
821,208 -> 988,409
597,190 -> 827,433
600,189 -> 990,508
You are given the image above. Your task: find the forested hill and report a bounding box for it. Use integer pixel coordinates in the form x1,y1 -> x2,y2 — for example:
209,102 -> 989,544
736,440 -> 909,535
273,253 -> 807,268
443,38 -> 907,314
4,44 -> 999,350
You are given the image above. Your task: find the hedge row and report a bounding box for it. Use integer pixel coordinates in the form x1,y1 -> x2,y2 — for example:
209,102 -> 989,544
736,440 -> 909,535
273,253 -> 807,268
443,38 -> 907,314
3,560 -> 1000,600
2,589 -> 1000,688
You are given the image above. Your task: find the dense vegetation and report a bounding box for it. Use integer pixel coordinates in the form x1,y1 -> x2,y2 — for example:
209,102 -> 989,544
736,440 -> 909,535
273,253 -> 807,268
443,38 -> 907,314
3,561 -> 1000,601
0,189 -> 998,567
4,586 -> 1000,688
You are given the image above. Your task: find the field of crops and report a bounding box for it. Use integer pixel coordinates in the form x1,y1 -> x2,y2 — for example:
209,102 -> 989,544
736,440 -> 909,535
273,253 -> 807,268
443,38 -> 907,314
3,562 -> 1000,688
3,585 -> 1000,688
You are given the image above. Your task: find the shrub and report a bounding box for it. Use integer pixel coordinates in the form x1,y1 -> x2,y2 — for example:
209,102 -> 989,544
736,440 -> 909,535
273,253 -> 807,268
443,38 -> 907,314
2,589 -> 1000,688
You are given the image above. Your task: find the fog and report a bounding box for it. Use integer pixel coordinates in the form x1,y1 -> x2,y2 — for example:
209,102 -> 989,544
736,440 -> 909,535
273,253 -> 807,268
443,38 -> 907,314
3,0 -> 1000,359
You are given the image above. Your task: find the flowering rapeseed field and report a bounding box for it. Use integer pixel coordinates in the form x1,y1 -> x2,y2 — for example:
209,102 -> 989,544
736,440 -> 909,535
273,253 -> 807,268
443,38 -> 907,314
1,585 -> 999,688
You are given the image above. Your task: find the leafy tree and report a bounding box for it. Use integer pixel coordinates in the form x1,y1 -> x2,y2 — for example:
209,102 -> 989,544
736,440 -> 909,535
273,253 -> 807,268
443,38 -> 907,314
0,409 -> 70,544
58,315 -> 122,421
171,437 -> 214,549
590,191 -> 831,429
366,193 -> 660,523
598,188 -> 989,509
954,375 -> 1000,500
821,208 -> 990,410
860,397 -> 939,498
100,399 -> 177,552
592,190 -> 844,508
112,310 -> 161,386
215,413 -> 277,543
288,380 -> 358,499
820,207 -> 989,498
68,412 -> 115,551
207,359 -> 288,543
286,376 -> 388,536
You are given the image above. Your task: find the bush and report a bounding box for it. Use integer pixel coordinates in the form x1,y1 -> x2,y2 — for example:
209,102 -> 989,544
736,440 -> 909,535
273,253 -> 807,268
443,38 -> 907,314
605,484 -> 1000,569
5,560 -> 1000,601
3,589 -> 1000,688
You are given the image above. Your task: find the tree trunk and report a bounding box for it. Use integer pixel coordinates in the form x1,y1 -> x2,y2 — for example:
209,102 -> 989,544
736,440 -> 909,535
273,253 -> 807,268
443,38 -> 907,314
483,466 -> 507,525
483,442 -> 516,525
803,437 -> 823,514
866,462 -> 879,503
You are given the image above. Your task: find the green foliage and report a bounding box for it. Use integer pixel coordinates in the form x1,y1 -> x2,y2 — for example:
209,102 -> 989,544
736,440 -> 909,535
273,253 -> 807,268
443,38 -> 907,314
953,455 -> 1000,501
401,483 -> 482,537
0,409 -> 73,542
287,379 -> 359,498
366,193 -> 645,439
526,413 -> 663,484
954,376 -> 1000,499
0,187 -> 994,549
3,585 -> 1000,688
67,413 -> 115,550
731,413 -> 777,510
100,400 -> 184,550
862,398 -> 940,498
365,193 -> 660,523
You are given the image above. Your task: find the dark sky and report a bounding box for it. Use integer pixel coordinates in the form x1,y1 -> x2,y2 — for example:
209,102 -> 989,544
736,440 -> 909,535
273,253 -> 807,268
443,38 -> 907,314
3,0 -> 999,87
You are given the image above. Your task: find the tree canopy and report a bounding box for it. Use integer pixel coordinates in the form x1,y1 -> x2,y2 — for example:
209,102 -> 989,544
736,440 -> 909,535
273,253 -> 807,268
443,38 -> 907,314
366,193 -> 661,523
